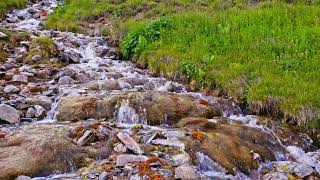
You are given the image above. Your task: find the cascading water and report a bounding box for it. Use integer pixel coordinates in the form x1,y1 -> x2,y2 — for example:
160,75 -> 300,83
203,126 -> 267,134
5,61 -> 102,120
117,99 -> 147,125
1,0 -> 319,179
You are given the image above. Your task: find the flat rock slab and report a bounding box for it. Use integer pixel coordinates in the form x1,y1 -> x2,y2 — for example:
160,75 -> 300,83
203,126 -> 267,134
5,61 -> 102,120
116,154 -> 148,167
151,139 -> 185,150
117,132 -> 143,154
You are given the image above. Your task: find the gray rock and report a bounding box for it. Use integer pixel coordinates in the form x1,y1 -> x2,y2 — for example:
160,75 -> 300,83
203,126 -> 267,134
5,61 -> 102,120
0,104 -> 20,124
16,175 -> 31,180
98,171 -> 108,180
172,153 -> 190,166
151,139 -> 185,150
116,154 -> 148,167
0,32 -> 8,39
293,164 -> 313,178
129,174 -> 141,180
26,107 -> 36,118
34,105 -> 46,118
31,54 -> 42,62
12,75 -> 28,83
263,172 -> 288,180
117,132 -> 144,155
61,51 -> 81,63
16,10 -> 31,20
58,76 -> 75,85
27,8 -> 39,14
114,143 -> 127,153
174,164 -> 200,180
26,95 -> 52,110
0,124 -> 91,179
3,85 -> 19,93
77,130 -> 95,146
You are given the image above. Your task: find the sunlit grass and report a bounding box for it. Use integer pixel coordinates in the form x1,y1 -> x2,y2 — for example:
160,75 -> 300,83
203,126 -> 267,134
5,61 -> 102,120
46,0 -> 320,128
0,0 -> 27,18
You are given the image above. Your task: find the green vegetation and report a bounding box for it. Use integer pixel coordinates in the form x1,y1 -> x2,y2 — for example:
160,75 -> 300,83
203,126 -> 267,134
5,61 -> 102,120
47,0 -> 320,129
0,0 -> 27,18
25,37 -> 59,64
0,28 -> 29,63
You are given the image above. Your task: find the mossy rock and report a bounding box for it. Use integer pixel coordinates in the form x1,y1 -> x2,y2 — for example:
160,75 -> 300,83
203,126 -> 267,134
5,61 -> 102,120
56,91 -> 221,124
181,120 -> 284,174
0,124 -> 93,180
24,37 -> 59,64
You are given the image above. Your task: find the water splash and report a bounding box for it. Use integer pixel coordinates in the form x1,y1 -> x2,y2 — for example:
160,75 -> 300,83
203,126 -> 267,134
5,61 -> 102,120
117,99 -> 147,125
196,152 -> 235,179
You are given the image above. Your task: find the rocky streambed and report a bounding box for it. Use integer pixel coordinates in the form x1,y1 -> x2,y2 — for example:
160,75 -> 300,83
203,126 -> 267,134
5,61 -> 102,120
0,1 -> 319,180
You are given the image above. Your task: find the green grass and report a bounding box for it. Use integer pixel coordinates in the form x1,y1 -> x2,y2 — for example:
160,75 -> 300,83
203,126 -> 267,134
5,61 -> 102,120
120,3 -> 320,127
46,0 -> 320,129
0,0 -> 27,18
25,37 -> 58,64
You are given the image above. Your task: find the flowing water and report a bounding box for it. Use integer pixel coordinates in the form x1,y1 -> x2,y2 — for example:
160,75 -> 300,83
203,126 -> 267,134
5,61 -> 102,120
0,1 -> 319,179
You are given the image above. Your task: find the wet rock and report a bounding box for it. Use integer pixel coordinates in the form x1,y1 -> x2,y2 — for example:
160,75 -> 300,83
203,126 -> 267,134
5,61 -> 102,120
26,95 -> 52,110
58,76 -> 75,85
61,50 -> 81,63
16,10 -> 31,20
26,107 -> 36,118
98,171 -> 108,180
286,146 -> 320,175
117,132 -> 143,154
119,77 -> 148,87
0,124 -> 91,180
16,175 -> 31,180
293,163 -> 313,178
116,154 -> 148,167
77,130 -> 95,146
183,120 -> 282,174
12,75 -> 28,83
85,80 -> 121,91
57,91 -> 220,124
34,105 -> 46,118
0,104 -> 20,124
174,164 -> 200,180
27,7 -> 39,14
3,85 -> 19,93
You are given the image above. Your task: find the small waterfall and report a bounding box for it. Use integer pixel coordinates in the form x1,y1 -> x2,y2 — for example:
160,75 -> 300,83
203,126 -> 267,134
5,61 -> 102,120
196,152 -> 236,179
45,96 -> 59,120
117,99 -> 147,125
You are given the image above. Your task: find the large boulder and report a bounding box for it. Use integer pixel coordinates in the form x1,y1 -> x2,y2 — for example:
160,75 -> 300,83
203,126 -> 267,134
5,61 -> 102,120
0,104 -> 20,124
0,124 -> 93,180
180,118 -> 285,174
56,91 -> 221,124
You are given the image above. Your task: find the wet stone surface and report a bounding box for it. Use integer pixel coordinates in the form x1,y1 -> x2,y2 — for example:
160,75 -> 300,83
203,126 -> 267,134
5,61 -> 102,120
0,0 -> 319,180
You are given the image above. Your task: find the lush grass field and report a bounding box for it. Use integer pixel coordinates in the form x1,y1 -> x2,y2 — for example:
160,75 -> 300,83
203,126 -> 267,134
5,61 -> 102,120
46,0 -> 320,129
0,0 -> 27,18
